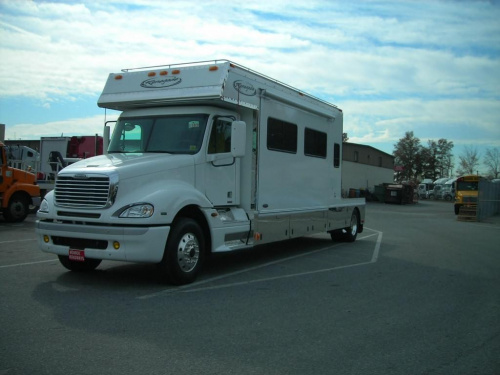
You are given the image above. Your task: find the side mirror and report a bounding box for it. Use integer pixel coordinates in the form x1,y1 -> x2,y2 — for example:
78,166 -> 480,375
231,121 -> 246,158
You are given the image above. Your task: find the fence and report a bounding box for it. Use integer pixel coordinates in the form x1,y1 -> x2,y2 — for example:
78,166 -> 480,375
478,180 -> 500,221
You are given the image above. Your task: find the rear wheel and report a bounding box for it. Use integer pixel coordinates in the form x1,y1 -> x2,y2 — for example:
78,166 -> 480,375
3,194 -> 29,222
58,255 -> 102,272
344,210 -> 360,242
159,218 -> 205,285
329,210 -> 360,243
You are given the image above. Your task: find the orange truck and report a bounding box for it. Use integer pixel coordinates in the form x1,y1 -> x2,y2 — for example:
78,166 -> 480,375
0,141 -> 41,222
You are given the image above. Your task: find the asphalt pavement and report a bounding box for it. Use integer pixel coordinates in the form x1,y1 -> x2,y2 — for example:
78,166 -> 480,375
1,200 -> 499,375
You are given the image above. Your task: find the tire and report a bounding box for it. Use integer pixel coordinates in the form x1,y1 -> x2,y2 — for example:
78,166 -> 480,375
58,255 -> 102,272
329,210 -> 359,243
344,210 -> 360,242
159,218 -> 205,285
428,194 -> 435,200
329,229 -> 344,242
454,205 -> 460,215
3,194 -> 29,222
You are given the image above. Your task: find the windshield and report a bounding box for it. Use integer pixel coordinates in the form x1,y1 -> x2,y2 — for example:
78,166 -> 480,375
108,114 -> 209,154
457,181 -> 478,191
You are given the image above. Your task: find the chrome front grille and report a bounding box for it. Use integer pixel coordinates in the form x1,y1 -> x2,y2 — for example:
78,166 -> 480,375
55,174 -> 116,208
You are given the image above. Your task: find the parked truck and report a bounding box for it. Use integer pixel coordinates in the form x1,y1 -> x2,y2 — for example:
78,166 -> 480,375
37,135 -> 103,197
36,60 -> 366,285
1,141 -> 41,222
5,144 -> 39,172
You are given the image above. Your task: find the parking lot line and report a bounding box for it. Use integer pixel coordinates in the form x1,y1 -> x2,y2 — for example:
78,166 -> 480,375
0,259 -> 57,269
0,239 -> 37,244
138,228 -> 383,299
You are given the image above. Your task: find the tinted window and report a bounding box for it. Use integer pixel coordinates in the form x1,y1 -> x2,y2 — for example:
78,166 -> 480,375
267,118 -> 297,153
208,119 -> 232,154
334,143 -> 340,167
108,114 -> 208,154
304,128 -> 327,158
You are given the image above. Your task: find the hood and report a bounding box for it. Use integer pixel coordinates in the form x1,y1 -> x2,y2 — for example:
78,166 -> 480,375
59,153 -> 195,180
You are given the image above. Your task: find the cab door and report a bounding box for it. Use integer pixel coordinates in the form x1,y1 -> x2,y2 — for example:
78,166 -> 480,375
204,118 -> 240,206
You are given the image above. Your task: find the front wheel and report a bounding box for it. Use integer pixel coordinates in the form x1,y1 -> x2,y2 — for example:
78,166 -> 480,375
159,218 -> 205,285
3,194 -> 29,222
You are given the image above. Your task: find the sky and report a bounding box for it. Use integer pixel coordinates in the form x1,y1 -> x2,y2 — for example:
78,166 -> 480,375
1,0 -> 499,175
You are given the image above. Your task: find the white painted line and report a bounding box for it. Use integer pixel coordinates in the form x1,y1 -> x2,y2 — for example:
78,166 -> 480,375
0,239 -> 37,244
370,230 -> 383,263
179,261 -> 375,293
138,228 -> 384,299
0,259 -> 58,269
138,242 -> 345,299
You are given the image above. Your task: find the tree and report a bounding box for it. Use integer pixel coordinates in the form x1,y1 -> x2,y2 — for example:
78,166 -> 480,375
456,146 -> 480,176
420,139 -> 454,180
436,138 -> 454,177
421,140 -> 439,180
484,147 -> 500,179
393,131 -> 423,182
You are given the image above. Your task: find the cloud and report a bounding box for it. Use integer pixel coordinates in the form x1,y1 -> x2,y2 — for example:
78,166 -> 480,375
0,0 -> 499,170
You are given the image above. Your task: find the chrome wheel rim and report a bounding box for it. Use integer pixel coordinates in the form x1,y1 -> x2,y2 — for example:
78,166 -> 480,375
350,215 -> 358,236
177,233 -> 200,272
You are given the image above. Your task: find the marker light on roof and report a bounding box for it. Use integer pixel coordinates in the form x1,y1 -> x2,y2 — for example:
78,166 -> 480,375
209,66 -> 218,71
148,72 -> 156,77
172,69 -> 181,74
114,74 -> 123,80
159,71 -> 168,76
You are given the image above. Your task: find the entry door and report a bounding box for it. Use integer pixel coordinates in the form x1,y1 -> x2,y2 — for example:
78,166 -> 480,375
204,118 -> 239,206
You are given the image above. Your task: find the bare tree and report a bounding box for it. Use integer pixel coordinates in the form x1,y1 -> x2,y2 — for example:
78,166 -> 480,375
484,147 -> 500,179
456,146 -> 480,176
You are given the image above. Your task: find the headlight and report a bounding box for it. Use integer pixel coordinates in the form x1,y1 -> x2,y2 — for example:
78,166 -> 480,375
39,199 -> 49,213
117,203 -> 154,218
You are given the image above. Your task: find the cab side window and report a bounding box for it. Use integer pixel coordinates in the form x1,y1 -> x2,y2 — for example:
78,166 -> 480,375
208,119 -> 232,154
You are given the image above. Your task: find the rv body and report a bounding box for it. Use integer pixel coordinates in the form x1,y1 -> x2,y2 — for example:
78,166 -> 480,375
36,61 -> 365,284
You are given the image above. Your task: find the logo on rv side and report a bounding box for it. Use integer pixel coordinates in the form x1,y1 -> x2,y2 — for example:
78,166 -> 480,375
233,80 -> 256,96
140,77 -> 182,89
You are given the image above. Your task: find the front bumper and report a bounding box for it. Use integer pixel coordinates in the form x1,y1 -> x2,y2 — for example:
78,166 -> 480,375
36,220 -> 170,263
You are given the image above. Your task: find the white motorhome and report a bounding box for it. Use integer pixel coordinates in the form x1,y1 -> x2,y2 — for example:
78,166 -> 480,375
36,60 -> 366,285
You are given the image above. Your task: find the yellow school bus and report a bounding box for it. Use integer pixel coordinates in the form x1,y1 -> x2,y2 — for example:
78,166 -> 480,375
454,175 -> 482,215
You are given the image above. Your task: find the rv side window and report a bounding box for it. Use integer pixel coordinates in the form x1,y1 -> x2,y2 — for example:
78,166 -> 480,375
334,143 -> 340,168
267,117 -> 297,154
304,128 -> 327,158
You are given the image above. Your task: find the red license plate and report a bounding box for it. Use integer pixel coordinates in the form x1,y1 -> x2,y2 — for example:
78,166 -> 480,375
69,249 -> 85,262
